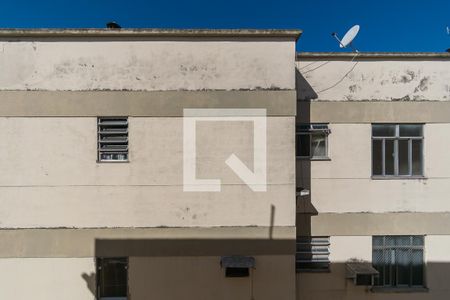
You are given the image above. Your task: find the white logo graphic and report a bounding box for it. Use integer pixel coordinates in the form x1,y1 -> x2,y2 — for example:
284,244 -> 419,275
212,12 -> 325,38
183,108 -> 267,192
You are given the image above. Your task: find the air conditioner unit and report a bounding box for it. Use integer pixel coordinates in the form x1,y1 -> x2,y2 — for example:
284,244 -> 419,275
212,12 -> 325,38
346,262 -> 379,286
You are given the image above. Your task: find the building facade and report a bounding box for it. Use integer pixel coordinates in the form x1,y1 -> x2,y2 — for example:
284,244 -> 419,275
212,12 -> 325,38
0,28 -> 450,300
296,52 -> 450,299
0,29 -> 299,300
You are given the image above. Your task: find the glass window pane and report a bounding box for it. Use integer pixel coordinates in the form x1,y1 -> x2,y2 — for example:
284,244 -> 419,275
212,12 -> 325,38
372,249 -> 384,286
386,249 -> 395,286
394,236 -> 412,246
398,140 -> 409,175
412,140 -> 423,175
373,124 -> 396,137
372,140 -> 383,175
396,249 -> 411,286
385,140 -> 395,175
412,236 -> 424,246
297,134 -> 310,157
412,250 -> 424,286
373,236 -> 384,247
311,133 -> 326,158
400,124 -> 423,137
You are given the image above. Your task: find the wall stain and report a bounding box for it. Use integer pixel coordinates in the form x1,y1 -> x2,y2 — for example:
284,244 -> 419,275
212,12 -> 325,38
414,77 -> 430,92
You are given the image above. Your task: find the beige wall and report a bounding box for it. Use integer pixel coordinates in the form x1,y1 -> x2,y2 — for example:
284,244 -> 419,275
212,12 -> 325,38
0,116 -> 295,228
130,255 -> 295,300
0,40 -> 295,91
296,58 -> 450,101
0,258 -> 96,300
297,123 -> 450,213
0,255 -> 295,300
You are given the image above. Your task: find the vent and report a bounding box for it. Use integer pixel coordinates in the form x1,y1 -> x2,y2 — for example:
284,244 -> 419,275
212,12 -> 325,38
98,117 -> 129,162
296,236 -> 330,272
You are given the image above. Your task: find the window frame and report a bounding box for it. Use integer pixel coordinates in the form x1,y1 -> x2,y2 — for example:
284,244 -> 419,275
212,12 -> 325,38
296,123 -> 330,160
372,235 -> 425,289
96,257 -> 129,300
97,117 -> 129,163
371,124 -> 424,178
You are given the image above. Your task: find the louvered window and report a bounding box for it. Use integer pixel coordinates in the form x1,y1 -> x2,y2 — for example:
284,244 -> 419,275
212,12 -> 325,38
98,117 -> 129,162
296,236 -> 330,272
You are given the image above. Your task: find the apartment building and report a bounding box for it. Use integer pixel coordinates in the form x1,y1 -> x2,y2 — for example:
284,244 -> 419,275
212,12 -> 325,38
1,27 -> 450,300
0,29 -> 300,300
296,52 -> 450,299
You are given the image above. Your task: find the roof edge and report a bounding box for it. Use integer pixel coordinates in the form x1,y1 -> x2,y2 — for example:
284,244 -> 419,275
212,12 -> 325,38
297,52 -> 450,59
0,28 -> 302,40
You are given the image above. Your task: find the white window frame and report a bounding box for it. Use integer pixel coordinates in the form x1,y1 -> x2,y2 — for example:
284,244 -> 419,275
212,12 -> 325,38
296,123 -> 330,160
371,124 -> 423,177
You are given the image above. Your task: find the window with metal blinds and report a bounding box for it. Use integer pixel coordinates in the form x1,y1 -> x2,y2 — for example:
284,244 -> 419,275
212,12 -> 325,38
97,117 -> 129,162
296,236 -> 330,272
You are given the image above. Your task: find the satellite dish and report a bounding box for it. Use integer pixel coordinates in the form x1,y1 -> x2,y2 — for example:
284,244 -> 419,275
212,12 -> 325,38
340,25 -> 360,48
332,25 -> 360,52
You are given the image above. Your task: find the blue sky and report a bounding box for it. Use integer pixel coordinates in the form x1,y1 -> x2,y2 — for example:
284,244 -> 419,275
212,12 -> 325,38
0,0 -> 449,52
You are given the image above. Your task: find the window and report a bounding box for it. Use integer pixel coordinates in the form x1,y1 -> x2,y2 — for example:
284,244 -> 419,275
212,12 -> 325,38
372,124 -> 423,177
97,257 -> 128,300
372,236 -> 424,288
296,124 -> 330,159
296,236 -> 330,272
98,117 -> 129,162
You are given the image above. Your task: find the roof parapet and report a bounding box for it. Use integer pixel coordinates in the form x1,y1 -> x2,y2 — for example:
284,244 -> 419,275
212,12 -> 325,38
0,28 -> 302,40
297,52 -> 450,59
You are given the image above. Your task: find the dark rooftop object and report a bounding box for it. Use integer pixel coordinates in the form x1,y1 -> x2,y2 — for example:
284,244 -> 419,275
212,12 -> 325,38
106,22 -> 121,29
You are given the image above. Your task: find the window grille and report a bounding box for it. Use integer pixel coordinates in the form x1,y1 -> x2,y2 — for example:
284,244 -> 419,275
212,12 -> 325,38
372,235 -> 424,288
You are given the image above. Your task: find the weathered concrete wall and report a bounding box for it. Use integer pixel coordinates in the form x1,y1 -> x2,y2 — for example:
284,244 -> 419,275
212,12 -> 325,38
296,58 -> 450,101
0,40 -> 295,91
296,235 -> 450,300
0,117 -> 295,228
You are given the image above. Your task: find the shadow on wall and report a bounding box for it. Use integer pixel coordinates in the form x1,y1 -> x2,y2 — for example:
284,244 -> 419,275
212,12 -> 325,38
81,272 -> 96,296
296,69 -> 318,101
87,237 -> 295,300
296,261 -> 450,300
296,69 -> 319,236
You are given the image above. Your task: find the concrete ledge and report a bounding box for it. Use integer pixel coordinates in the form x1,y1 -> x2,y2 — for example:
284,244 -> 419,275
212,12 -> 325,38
298,101 -> 450,123
307,212 -> 450,236
0,226 -> 295,258
0,90 -> 296,117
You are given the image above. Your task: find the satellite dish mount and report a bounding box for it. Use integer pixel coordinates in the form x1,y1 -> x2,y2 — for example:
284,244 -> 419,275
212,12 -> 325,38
332,25 -> 360,52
